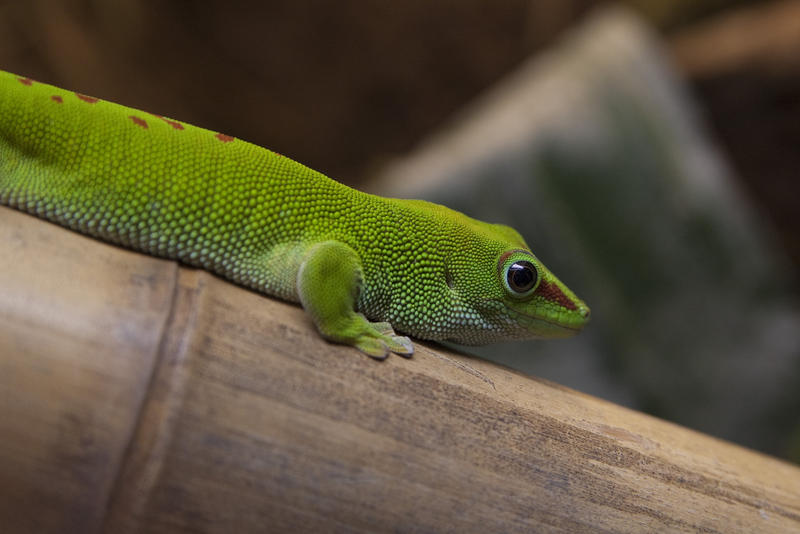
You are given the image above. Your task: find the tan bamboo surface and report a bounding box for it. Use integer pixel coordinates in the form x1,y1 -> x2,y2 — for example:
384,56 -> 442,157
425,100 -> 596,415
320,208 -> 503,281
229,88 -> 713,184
1,205 -> 799,533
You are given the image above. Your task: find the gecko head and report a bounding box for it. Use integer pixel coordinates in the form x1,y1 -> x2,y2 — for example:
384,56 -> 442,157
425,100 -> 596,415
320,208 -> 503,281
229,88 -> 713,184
491,248 -> 589,338
390,202 -> 589,345
444,245 -> 591,345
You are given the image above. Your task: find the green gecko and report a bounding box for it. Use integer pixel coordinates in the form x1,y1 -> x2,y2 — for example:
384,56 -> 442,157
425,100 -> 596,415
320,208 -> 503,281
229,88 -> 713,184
0,69 -> 589,359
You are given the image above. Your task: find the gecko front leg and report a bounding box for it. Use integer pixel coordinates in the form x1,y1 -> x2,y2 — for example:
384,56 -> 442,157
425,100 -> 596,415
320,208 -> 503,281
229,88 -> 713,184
296,240 -> 414,359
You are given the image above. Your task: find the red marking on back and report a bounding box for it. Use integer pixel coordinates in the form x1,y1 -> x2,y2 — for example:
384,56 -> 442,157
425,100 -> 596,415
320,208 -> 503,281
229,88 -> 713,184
148,112 -> 185,130
215,133 -> 235,143
51,95 -> 63,103
129,115 -> 148,128
76,93 -> 99,103
534,280 -> 577,310
17,77 -> 34,86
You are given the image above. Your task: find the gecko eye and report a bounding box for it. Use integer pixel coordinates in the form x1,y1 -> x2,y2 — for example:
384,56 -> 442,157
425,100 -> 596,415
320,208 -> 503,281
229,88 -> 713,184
504,261 -> 538,297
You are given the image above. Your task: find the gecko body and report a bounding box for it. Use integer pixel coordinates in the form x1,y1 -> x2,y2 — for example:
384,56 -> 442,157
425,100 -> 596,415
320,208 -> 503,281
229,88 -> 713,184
0,70 -> 589,358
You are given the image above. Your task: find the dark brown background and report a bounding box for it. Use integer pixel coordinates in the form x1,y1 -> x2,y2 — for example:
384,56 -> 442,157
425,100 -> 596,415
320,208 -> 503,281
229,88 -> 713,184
0,0 -> 796,267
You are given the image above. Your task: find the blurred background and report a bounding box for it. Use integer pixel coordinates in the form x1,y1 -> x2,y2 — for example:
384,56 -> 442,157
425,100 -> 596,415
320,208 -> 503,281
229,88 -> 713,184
0,0 -> 797,463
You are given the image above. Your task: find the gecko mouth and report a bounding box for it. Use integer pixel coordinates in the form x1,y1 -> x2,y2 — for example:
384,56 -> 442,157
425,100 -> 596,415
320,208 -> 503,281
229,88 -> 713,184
508,307 -> 584,332
480,297 -> 588,334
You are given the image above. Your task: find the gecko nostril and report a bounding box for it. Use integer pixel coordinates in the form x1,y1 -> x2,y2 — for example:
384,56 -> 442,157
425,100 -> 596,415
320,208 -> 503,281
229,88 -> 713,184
444,269 -> 455,289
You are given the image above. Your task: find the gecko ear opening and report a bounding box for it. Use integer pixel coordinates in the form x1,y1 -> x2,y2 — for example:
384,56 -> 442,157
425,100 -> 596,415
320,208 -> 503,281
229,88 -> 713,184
444,267 -> 455,289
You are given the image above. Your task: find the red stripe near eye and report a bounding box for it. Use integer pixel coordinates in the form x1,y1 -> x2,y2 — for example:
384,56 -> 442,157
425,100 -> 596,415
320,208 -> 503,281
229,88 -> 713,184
534,280 -> 577,310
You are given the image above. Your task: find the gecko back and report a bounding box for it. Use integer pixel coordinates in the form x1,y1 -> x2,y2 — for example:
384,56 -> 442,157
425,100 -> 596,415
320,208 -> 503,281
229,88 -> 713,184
0,69 -> 362,294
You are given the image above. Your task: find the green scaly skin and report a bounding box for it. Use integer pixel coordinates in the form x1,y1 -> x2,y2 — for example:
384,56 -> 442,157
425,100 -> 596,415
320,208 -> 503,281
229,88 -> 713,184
0,69 -> 590,359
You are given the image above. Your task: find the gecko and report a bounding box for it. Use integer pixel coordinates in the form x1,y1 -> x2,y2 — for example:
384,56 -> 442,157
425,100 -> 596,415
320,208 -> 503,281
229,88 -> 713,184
0,69 -> 589,359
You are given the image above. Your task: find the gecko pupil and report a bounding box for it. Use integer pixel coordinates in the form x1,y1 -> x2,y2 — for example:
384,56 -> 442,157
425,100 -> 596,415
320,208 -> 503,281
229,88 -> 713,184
508,261 -> 537,293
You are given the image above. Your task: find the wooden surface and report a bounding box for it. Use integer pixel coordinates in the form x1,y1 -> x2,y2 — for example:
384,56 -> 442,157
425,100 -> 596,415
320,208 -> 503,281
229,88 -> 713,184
1,205 -> 799,534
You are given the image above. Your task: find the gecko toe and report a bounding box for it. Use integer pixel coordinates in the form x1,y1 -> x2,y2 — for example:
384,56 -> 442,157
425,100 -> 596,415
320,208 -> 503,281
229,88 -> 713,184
386,335 -> 414,357
354,337 -> 390,360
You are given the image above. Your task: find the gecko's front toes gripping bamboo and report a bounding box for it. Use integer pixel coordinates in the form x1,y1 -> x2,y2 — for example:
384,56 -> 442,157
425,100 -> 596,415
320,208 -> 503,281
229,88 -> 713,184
358,320 -> 414,359
353,324 -> 414,360
297,241 -> 414,359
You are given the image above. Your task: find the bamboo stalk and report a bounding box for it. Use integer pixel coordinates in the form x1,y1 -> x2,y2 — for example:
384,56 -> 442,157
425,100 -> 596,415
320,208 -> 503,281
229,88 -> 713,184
1,206 -> 799,533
